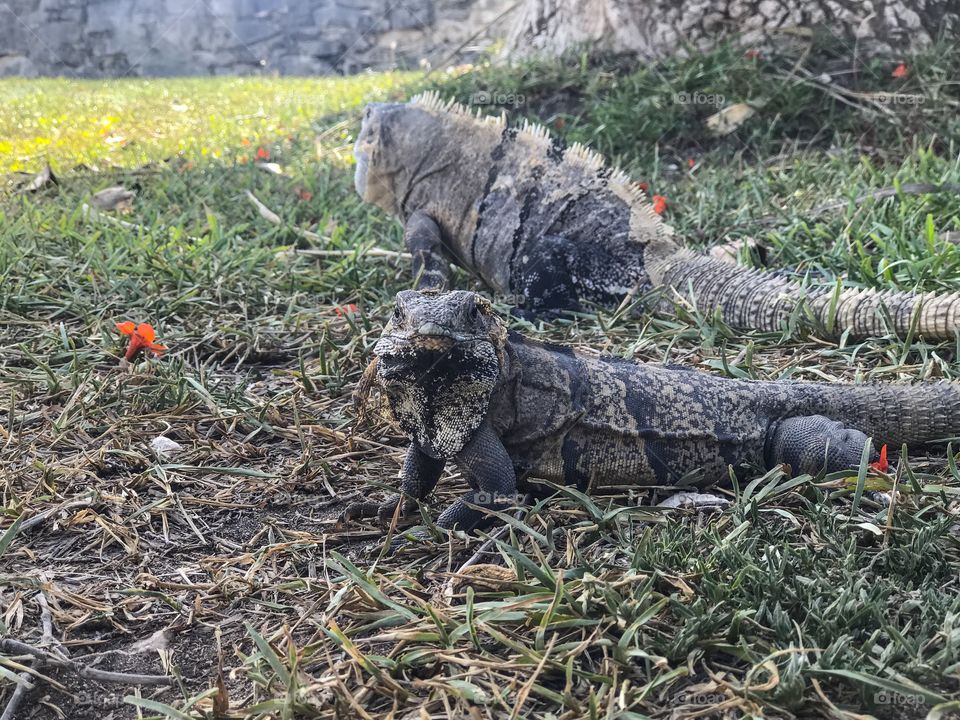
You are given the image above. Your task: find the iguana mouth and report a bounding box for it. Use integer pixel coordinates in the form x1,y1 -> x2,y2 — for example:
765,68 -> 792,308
376,335 -> 493,379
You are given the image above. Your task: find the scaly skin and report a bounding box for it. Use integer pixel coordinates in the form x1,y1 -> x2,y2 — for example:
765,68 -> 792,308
341,290 -> 960,532
353,93 -> 960,341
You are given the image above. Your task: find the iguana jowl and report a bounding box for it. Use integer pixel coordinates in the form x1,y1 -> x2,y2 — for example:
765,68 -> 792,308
353,92 -> 960,340
342,290 -> 960,531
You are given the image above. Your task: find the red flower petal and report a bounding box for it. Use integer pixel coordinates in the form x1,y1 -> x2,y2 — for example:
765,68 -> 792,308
892,63 -> 908,78
116,321 -> 136,336
135,323 -> 156,343
652,195 -> 668,215
256,147 -> 270,160
870,444 -> 889,472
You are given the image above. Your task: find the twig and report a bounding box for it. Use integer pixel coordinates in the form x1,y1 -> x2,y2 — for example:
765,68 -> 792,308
81,203 -> 203,242
0,639 -> 174,686
245,190 -> 412,260
245,190 -> 329,244
0,670 -> 33,720
19,493 -> 98,533
278,247 -> 411,260
36,591 -> 70,659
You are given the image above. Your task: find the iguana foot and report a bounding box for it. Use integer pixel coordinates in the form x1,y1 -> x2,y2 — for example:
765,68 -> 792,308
767,415 -> 875,476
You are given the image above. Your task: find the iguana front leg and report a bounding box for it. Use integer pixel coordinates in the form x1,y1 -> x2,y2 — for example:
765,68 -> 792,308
437,420 -> 518,531
405,210 -> 451,291
340,443 -> 445,527
766,415 -> 875,475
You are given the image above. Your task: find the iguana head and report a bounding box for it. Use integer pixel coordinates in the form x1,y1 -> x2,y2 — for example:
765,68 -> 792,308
368,290 -> 507,458
353,96 -> 501,220
353,101 -> 436,215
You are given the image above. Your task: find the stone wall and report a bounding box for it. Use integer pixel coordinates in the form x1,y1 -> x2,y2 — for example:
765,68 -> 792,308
0,0 -> 515,77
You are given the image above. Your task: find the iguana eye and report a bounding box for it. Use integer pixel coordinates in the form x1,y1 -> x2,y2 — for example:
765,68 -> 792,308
393,304 -> 403,322
470,302 -> 481,320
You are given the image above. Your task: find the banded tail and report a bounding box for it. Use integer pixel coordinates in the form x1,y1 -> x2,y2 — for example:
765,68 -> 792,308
647,248 -> 960,341
805,382 -> 960,448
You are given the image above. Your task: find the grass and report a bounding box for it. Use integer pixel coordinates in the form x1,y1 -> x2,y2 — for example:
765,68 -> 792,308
2,39 -> 960,719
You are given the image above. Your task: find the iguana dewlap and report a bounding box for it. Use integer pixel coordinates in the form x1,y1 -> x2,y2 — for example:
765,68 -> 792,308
342,290 -> 960,532
353,92 -> 960,341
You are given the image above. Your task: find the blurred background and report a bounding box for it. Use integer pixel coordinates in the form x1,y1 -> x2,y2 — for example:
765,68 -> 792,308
2,0 -> 955,78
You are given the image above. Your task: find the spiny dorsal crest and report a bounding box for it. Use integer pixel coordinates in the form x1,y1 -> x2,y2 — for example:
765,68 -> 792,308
407,91 -> 673,241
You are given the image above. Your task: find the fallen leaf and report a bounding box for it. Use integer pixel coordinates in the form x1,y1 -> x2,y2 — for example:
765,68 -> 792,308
23,163 -> 57,193
128,629 -> 171,653
92,185 -> 135,213
255,161 -> 284,176
450,564 -> 518,594
706,102 -> 757,136
150,436 -> 183,458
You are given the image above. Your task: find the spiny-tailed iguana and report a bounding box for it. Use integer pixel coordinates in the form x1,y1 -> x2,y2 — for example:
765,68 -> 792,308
340,290 -> 960,531
352,92 -> 960,341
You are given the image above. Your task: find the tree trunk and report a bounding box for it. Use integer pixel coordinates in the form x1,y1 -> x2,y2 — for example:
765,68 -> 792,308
507,0 -> 958,59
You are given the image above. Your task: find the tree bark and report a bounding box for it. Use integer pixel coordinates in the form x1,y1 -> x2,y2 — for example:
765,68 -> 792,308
507,0 -> 959,59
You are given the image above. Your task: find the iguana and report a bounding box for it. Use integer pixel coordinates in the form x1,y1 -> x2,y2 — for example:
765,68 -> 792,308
352,92 -> 960,340
340,290 -> 960,532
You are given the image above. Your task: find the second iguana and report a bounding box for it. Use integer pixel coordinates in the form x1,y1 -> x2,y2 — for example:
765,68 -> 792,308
341,290 -> 960,532
353,92 -> 960,341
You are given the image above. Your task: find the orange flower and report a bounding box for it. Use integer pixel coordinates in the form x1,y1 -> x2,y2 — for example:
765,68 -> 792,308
333,304 -> 359,316
892,63 -> 908,78
296,187 -> 314,202
651,195 -> 667,215
870,444 -> 889,473
687,158 -> 696,169
116,321 -> 167,361
256,147 -> 270,161
241,138 -> 251,146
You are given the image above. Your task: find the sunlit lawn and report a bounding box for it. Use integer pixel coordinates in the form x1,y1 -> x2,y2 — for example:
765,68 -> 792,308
0,73 -> 417,173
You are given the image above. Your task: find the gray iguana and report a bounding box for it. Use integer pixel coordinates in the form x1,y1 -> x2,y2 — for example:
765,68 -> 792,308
352,92 -> 960,340
341,290 -> 960,531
